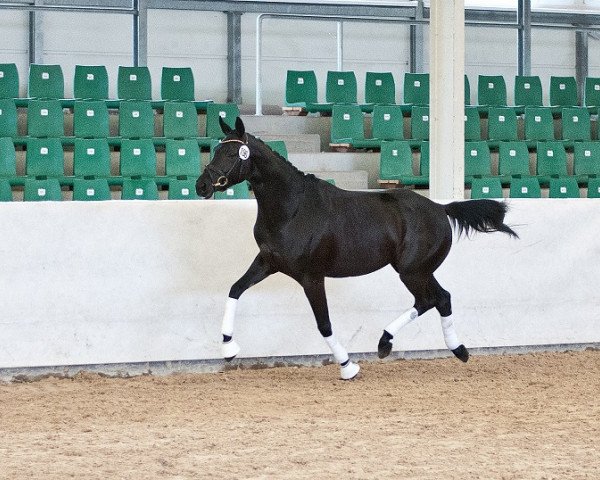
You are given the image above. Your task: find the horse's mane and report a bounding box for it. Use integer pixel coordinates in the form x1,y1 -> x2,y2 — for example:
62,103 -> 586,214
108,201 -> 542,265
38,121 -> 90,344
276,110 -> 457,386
251,135 -> 307,180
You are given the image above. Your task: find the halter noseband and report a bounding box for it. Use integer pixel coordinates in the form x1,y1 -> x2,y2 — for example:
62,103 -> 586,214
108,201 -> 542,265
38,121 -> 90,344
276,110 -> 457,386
207,135 -> 250,188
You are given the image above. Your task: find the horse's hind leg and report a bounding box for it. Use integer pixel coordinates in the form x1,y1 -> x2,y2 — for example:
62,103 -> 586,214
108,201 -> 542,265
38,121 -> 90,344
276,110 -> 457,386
432,278 -> 469,362
302,277 -> 360,380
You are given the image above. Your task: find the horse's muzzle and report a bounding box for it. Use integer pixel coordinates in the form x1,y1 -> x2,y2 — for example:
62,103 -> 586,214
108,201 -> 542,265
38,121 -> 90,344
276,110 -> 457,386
195,174 -> 214,199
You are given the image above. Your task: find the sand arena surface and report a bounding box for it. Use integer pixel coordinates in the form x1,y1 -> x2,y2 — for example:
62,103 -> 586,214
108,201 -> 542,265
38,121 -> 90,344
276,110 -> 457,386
0,350 -> 598,479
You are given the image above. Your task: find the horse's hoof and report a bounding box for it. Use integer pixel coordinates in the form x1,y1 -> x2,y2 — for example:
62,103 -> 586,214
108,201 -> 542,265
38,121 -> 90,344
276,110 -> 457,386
222,339 -> 240,362
452,344 -> 469,363
377,331 -> 393,359
340,361 -> 360,380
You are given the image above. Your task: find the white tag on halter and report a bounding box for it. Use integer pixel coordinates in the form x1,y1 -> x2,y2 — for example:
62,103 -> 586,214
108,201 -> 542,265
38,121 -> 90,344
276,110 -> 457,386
239,145 -> 250,160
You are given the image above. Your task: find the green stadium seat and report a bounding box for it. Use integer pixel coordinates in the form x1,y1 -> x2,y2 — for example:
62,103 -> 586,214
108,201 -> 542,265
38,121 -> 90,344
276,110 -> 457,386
119,138 -> 156,178
25,137 -> 64,178
168,177 -> 200,200
372,104 -> 404,141
74,65 -> 109,100
118,101 -> 154,139
379,140 -> 412,180
548,177 -> 580,198
23,178 -> 62,201
464,74 -> 471,105
165,138 -> 200,178
586,177 -> 600,198
498,141 -> 531,180
584,77 -> 600,108
163,101 -> 198,139
509,176 -> 541,198
573,141 -> 600,183
27,100 -> 64,138
28,64 -> 64,99
549,76 -> 578,107
561,107 -> 591,142
487,107 -> 518,142
265,140 -> 288,159
410,105 -> 429,141
536,141 -> 567,183
0,137 -> 17,180
330,104 -> 371,148
73,100 -> 110,138
284,70 -> 318,113
307,71 -> 357,115
0,99 -> 18,138
118,66 -> 152,100
0,63 -> 19,99
403,73 -> 429,105
73,138 -> 111,178
470,177 -> 503,199
214,181 -> 250,199
514,75 -> 543,107
0,178 -> 12,201
477,75 -> 507,106
72,178 -> 111,201
464,106 -> 481,141
205,103 -> 240,140
465,141 -> 492,183
524,107 -> 554,141
161,67 -> 195,102
363,71 -> 395,111
121,178 -> 159,200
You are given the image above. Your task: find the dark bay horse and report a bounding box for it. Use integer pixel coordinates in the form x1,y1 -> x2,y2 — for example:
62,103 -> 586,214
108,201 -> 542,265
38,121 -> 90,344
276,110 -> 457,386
196,117 -> 517,380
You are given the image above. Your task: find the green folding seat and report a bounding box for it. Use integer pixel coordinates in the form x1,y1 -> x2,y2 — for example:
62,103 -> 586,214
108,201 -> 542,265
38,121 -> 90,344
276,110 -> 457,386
379,140 -> 413,182
584,77 -> 600,107
23,178 -> 62,201
464,141 -> 492,183
73,138 -> 111,178
0,137 -> 17,180
161,67 -> 195,102
325,71 -> 357,105
548,177 -> 580,198
119,138 -> 156,178
573,141 -> 600,183
0,99 -> 18,138
403,73 -> 429,105
28,64 -> 64,99
72,178 -> 111,201
470,177 -> 503,199
73,100 -> 110,138
549,76 -> 578,107
419,141 -> 430,180
464,74 -> 471,105
27,99 -> 64,137
477,75 -> 507,106
464,106 -> 481,141
163,101 -> 198,139
509,177 -> 541,198
74,65 -> 109,100
536,141 -> 567,183
121,178 -> 159,200
586,177 -> 600,198
214,181 -> 250,199
118,101 -> 154,138
118,66 -> 152,100
168,177 -> 200,200
410,105 -> 429,141
498,141 -> 531,180
165,138 -> 200,178
0,178 -> 12,201
330,104 -> 367,147
205,103 -> 240,140
487,107 -> 518,142
561,107 -> 591,142
514,75 -> 543,107
524,107 -> 554,141
372,105 -> 404,141
0,63 -> 19,99
364,71 -> 395,110
284,70 -> 318,110
25,137 -> 64,178
265,140 -> 288,160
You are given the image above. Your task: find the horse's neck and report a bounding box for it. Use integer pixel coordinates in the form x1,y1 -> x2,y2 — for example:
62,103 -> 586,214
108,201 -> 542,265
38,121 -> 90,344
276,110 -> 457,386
248,138 -> 305,226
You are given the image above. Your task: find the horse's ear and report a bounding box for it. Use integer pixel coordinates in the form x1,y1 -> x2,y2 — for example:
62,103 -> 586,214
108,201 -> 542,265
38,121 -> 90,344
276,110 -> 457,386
219,116 -> 234,135
234,117 -> 245,138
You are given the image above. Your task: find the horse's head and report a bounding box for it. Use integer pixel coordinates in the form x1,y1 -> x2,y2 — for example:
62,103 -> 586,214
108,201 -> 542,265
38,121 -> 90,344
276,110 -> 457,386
196,116 -> 252,199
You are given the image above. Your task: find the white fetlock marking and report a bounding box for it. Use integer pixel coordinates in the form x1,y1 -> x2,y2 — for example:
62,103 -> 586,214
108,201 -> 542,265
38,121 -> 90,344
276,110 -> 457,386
222,338 -> 240,359
441,314 -> 460,351
324,334 -> 349,365
221,297 -> 238,337
340,361 -> 360,380
384,307 -> 418,337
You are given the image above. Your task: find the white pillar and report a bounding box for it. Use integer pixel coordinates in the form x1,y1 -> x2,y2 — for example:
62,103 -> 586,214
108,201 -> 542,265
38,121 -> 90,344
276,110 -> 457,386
429,0 -> 465,200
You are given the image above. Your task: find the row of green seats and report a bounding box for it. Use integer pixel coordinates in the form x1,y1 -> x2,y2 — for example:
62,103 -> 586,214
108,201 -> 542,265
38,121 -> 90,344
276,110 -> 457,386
0,98 -> 239,148
471,176 -> 598,199
0,63 -> 212,109
378,140 -> 600,186
330,104 -> 598,150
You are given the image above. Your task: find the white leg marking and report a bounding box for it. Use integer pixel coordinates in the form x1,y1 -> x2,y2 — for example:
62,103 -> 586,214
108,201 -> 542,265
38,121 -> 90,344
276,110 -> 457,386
221,297 -> 238,336
384,307 -> 418,337
324,334 -> 360,380
441,314 -> 460,350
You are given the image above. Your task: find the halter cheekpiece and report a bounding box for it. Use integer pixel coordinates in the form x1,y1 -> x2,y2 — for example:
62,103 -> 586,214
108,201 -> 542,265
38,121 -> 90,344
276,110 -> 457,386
208,135 -> 251,188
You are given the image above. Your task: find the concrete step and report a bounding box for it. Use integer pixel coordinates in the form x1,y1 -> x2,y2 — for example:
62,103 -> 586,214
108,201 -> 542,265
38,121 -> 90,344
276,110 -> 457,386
257,134 -> 321,154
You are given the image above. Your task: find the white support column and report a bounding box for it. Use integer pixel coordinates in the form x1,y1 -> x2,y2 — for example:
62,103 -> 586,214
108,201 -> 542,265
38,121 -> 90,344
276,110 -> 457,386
429,0 -> 465,200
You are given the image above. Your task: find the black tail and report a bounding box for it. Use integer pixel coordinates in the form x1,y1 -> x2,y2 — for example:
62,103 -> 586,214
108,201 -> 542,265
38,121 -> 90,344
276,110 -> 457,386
445,199 -> 518,238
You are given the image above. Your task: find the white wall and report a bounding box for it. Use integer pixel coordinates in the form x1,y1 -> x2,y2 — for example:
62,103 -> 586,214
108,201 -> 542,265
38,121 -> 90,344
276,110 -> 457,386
0,199 -> 598,371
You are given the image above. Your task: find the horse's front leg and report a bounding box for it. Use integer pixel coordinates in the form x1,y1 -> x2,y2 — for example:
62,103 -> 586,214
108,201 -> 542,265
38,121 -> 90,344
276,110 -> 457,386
302,277 -> 360,380
221,254 -> 275,361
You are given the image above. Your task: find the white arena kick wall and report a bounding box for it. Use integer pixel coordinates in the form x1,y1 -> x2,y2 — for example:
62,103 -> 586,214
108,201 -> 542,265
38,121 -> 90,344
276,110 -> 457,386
0,199 -> 598,375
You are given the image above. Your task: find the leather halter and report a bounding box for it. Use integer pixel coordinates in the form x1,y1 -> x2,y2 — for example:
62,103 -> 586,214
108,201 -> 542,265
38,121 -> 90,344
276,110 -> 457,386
206,135 -> 250,188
